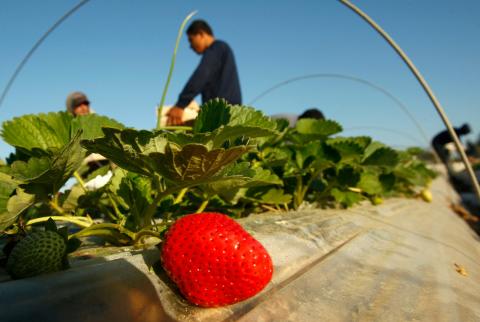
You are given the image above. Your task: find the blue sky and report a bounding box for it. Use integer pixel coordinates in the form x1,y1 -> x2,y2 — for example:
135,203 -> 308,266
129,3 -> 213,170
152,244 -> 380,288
0,0 -> 479,158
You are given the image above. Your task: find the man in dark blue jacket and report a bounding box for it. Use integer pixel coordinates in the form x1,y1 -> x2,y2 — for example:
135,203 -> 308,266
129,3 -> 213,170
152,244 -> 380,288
167,20 -> 242,125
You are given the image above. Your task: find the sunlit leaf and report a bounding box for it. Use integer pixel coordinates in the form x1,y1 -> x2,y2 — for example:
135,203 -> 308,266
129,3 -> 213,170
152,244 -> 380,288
81,128 -> 166,176
331,188 -> 364,208
295,119 -> 342,137
193,99 -> 278,147
261,189 -> 292,204
362,142 -> 398,167
0,189 -> 35,231
357,171 -> 383,195
1,111 -> 124,155
0,172 -> 18,214
10,131 -> 84,196
150,143 -> 250,184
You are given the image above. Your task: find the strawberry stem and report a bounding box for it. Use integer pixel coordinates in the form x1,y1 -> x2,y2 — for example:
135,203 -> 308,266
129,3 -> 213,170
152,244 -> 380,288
174,187 -> 188,204
71,223 -> 136,241
26,215 -> 93,228
73,171 -> 87,192
195,199 -> 209,213
48,200 -> 66,215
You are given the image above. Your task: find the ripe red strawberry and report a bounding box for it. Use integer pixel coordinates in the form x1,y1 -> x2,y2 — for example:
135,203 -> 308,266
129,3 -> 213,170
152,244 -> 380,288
160,212 -> 273,307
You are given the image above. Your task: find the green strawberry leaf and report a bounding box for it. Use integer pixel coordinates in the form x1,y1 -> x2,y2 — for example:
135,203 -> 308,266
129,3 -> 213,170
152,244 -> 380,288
394,162 -> 436,188
357,171 -> 383,195
66,237 -> 82,254
192,99 -> 278,147
44,217 -> 58,233
1,112 -> 124,155
362,142 -> 399,167
260,146 -> 292,166
347,136 -> 373,149
337,165 -> 361,187
192,99 -> 232,133
57,226 -> 69,241
10,131 -> 84,196
193,99 -> 277,133
258,188 -> 292,205
0,189 -> 35,231
379,173 -> 396,192
81,128 -> 167,176
295,119 -> 342,137
70,113 -> 125,140
331,188 -> 364,208
202,162 -> 282,199
0,172 -> 19,214
1,112 -> 71,151
149,143 -> 250,184
327,137 -> 365,162
10,157 -> 51,182
247,187 -> 292,205
202,176 -> 252,199
112,170 -> 154,230
245,166 -> 283,187
60,184 -> 86,211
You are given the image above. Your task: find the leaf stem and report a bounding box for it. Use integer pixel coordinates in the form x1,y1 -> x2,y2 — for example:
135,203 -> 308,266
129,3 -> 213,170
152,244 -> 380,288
70,228 -> 132,245
174,187 -> 188,204
195,199 -> 209,213
161,126 -> 193,131
133,229 -> 166,244
73,171 -> 87,191
49,200 -> 66,215
261,204 -> 279,212
71,223 -> 136,240
294,176 -> 304,209
98,203 -> 119,223
107,194 -> 124,220
26,215 -> 93,228
142,185 -> 182,227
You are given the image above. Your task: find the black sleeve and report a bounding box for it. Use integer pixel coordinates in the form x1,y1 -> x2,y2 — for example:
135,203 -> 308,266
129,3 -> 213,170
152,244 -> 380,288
175,46 -> 222,108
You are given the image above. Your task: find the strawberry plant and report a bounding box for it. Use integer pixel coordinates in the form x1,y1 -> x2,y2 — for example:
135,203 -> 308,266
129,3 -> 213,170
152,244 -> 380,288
70,99 -> 279,243
0,99 -> 436,245
0,98 -> 436,287
0,112 -> 124,232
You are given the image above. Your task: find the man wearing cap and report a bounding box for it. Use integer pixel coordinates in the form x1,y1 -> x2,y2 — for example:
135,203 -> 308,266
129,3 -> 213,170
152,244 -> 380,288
166,20 -> 242,125
66,91 -> 91,116
65,91 -> 108,174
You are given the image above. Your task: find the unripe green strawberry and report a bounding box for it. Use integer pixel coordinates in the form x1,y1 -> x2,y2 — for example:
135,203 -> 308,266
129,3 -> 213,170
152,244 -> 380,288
371,196 -> 383,205
161,212 -> 273,307
420,189 -> 433,203
6,231 -> 67,279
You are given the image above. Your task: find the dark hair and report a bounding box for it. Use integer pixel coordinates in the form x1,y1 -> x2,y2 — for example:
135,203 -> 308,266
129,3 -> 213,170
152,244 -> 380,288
187,20 -> 214,36
459,123 -> 471,135
298,108 -> 325,120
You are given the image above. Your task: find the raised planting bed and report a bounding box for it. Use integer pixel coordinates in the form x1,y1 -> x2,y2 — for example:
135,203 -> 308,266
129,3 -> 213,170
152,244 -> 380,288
1,175 -> 479,322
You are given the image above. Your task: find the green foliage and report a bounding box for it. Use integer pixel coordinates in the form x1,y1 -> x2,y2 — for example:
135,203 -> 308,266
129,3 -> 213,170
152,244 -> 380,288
10,131 -> 84,197
295,119 -> 342,137
150,143 -> 250,184
0,100 -> 436,248
1,112 -> 124,154
331,188 -> 364,208
193,99 -> 278,146
81,128 -> 167,176
0,188 -> 35,231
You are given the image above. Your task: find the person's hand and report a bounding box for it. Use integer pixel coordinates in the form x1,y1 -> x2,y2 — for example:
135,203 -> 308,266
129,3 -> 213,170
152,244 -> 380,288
167,107 -> 184,126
